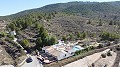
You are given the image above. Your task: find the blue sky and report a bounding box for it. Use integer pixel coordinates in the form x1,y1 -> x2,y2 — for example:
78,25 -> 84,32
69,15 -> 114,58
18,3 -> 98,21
0,0 -> 119,16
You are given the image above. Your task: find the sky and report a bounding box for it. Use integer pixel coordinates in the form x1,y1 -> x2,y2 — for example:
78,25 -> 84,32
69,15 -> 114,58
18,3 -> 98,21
0,0 -> 119,16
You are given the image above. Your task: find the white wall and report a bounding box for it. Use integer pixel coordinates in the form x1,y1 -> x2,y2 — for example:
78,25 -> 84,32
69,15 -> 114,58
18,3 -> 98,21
57,53 -> 72,60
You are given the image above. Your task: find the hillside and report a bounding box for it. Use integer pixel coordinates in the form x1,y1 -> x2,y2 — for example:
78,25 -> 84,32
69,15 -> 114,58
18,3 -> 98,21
0,1 -> 120,37
0,1 -> 119,38
47,15 -> 120,37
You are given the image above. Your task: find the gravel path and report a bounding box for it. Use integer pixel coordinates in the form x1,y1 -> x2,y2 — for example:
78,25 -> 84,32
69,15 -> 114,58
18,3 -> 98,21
112,51 -> 120,67
63,49 -> 114,67
0,65 -> 14,67
94,51 -> 117,67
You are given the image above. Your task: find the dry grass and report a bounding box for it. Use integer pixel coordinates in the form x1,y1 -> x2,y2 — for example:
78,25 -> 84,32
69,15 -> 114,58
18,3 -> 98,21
0,46 -> 14,65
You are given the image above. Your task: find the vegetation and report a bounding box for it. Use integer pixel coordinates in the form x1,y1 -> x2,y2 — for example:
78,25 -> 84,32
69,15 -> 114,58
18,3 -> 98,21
76,31 -> 81,39
75,46 -> 94,55
7,34 -> 15,40
35,25 -> 57,49
100,32 -> 120,41
98,19 -> 103,26
2,2 -> 120,41
48,36 -> 57,46
35,22 -> 42,30
67,33 -> 74,40
7,23 -> 16,31
97,44 -> 103,48
81,32 -> 86,39
76,32 -> 87,39
116,45 -> 120,51
109,20 -> 114,25
62,35 -> 67,41
0,2 -> 120,19
87,20 -> 91,24
20,39 -> 30,48
35,37 -> 43,49
5,11 -> 58,50
107,51 -> 112,56
101,53 -> 106,58
0,32 -> 6,38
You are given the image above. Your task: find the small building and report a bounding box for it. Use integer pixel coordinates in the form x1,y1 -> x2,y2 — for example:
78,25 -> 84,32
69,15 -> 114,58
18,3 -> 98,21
10,31 -> 16,35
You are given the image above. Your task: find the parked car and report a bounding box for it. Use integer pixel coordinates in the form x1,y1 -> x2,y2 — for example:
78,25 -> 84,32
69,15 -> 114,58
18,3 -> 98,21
26,57 -> 33,63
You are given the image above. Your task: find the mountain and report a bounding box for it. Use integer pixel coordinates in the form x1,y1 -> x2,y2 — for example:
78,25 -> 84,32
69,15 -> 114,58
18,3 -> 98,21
1,1 -> 120,19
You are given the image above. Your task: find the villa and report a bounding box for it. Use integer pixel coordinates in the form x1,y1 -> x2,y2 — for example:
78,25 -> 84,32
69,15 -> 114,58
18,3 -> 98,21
42,40 -> 84,60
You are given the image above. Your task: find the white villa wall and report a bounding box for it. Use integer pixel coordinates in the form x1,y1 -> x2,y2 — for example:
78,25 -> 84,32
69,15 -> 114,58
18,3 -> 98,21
57,52 -> 65,60
57,52 -> 72,60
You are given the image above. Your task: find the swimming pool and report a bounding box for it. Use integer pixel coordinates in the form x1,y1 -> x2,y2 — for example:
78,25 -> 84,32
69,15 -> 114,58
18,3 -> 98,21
72,45 -> 84,51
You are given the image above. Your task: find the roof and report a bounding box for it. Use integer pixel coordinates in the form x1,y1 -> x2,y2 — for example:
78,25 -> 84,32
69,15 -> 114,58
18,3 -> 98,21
42,46 -> 51,50
43,46 -> 63,57
49,49 -> 62,57
42,40 -> 84,57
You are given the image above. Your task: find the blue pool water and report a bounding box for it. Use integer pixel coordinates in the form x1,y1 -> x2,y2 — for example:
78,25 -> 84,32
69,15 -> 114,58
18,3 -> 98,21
72,45 -> 84,51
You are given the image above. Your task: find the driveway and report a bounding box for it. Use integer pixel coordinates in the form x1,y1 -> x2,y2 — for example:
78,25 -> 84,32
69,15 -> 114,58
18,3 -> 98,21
0,65 -> 14,67
22,56 -> 43,67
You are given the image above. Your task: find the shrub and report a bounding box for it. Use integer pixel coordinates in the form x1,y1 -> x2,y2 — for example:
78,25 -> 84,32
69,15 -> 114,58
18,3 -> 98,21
20,39 -> 30,48
101,53 -> 106,58
7,34 -> 15,40
110,48 -> 112,51
107,51 -> 112,56
116,47 -> 120,51
100,32 -> 120,41
91,63 -> 95,67
35,37 -> 43,48
62,35 -> 67,41
74,46 -> 95,55
109,20 -> 113,25
87,20 -> 91,24
98,44 -> 103,48
0,32 -> 6,38
98,19 -> 102,26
